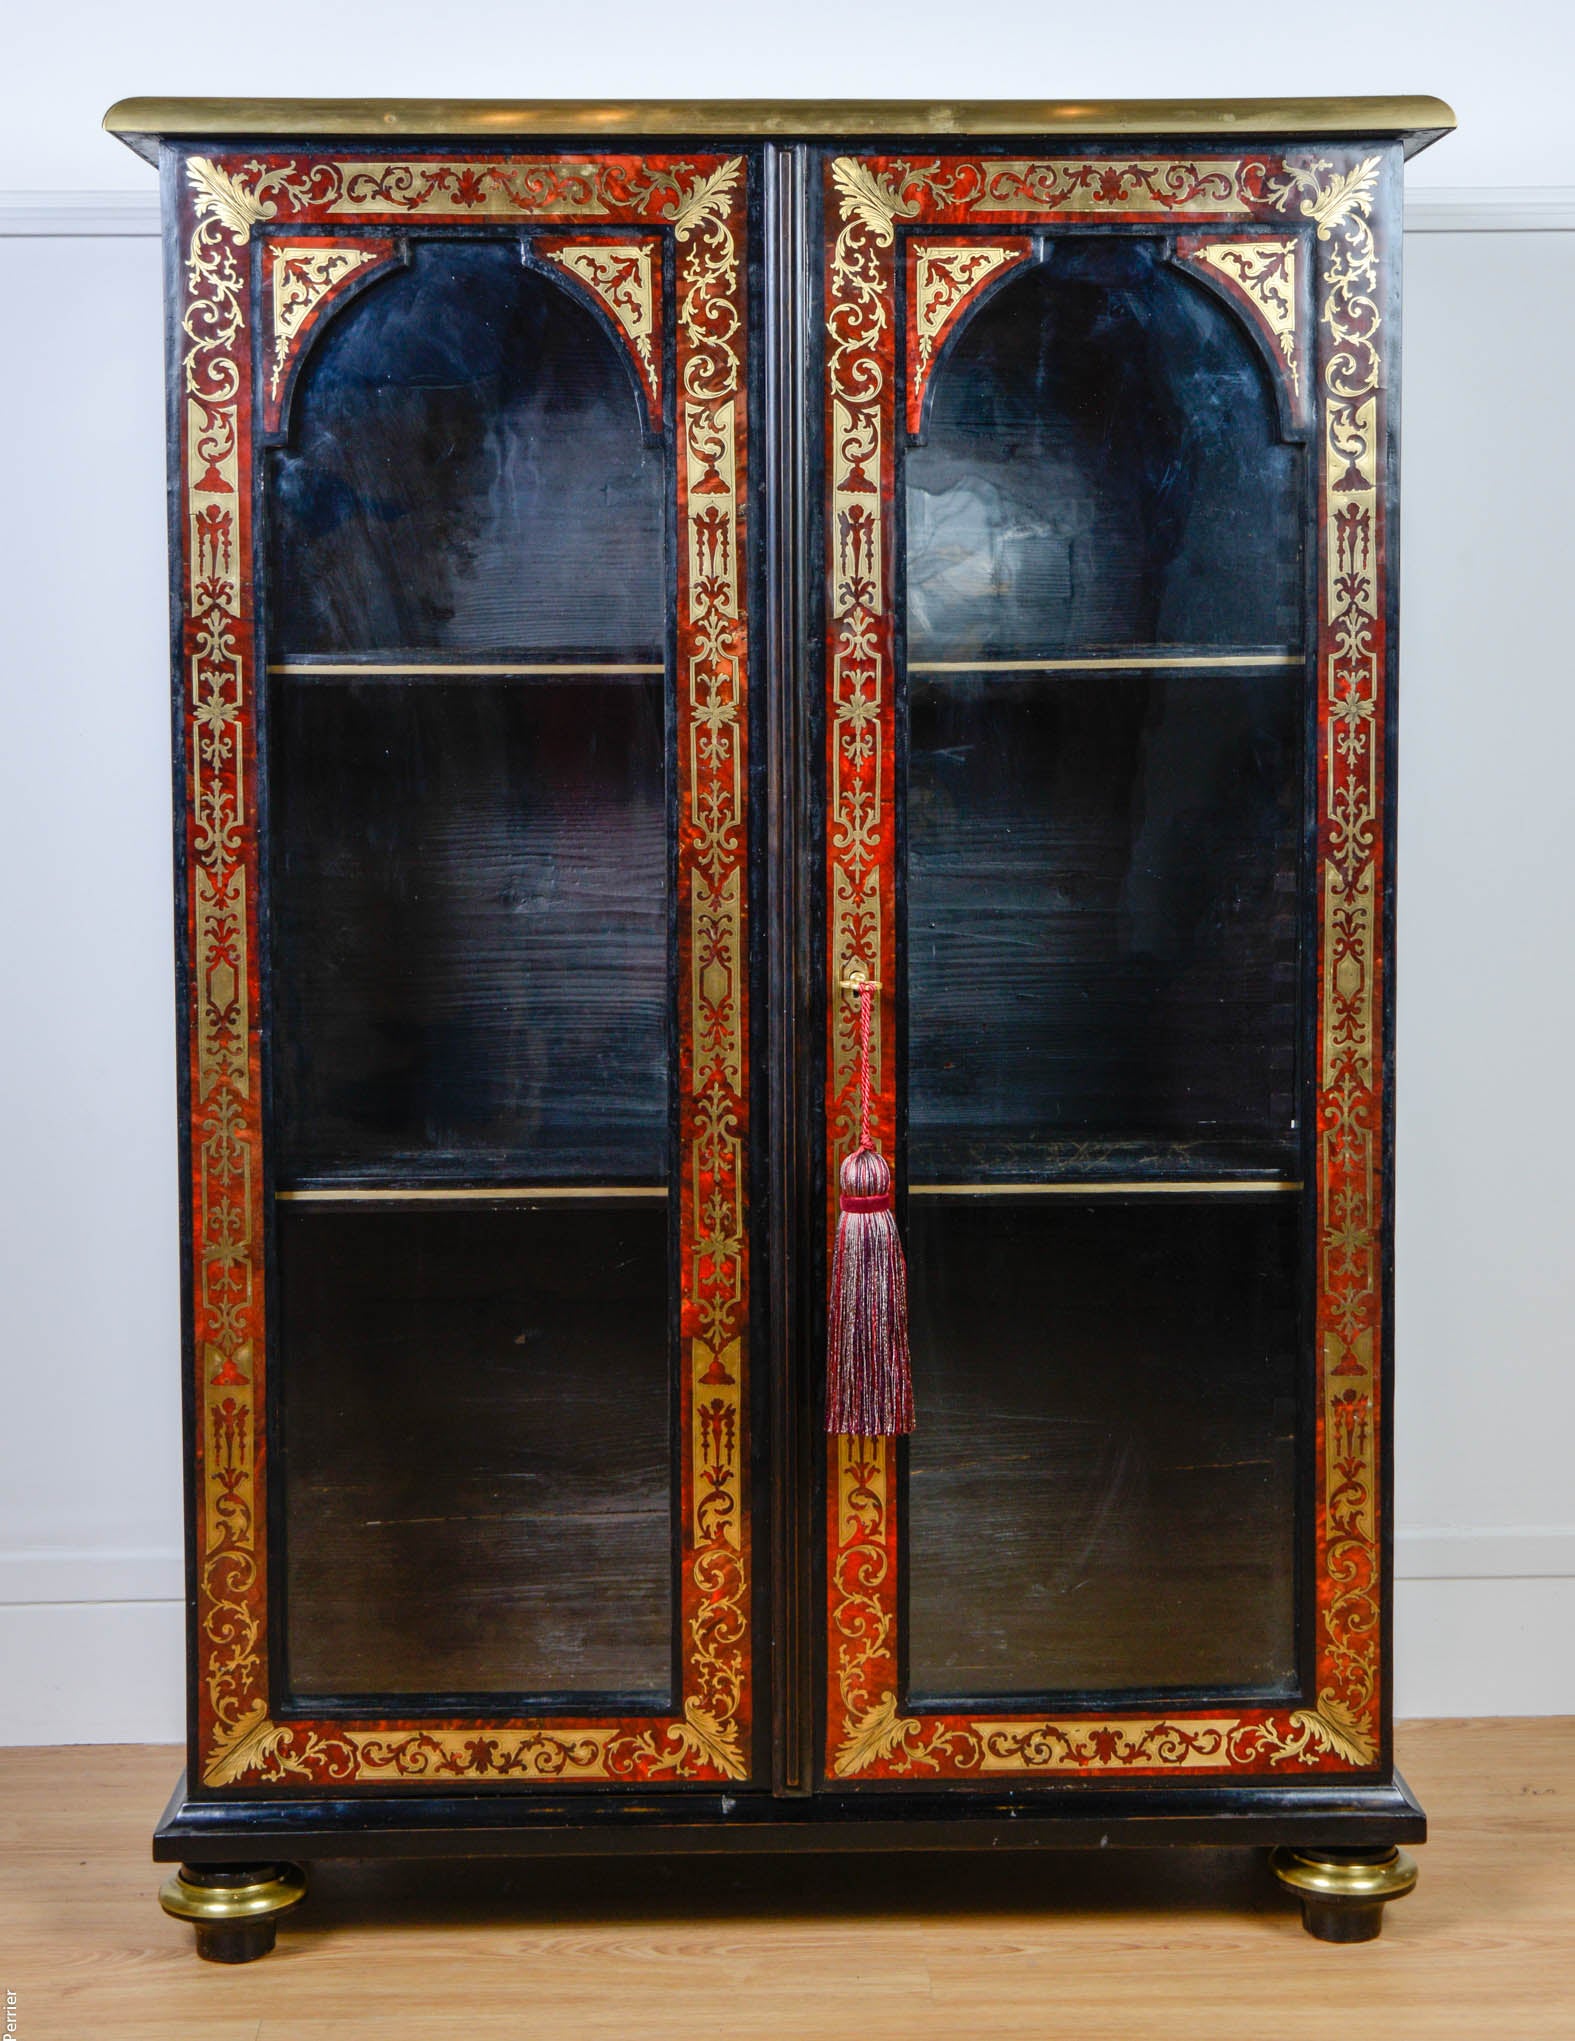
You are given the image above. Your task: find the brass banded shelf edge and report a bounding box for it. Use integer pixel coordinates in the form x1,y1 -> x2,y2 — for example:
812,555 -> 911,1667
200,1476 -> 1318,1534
910,1180 -> 1303,1196
103,94 -> 1457,152
281,1180 -> 1290,1201
269,663 -> 665,677
276,1185 -> 668,1203
911,653 -> 1303,674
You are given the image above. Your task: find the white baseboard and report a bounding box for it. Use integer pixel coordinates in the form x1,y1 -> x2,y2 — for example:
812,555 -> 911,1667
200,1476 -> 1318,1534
2,188 -> 1575,239
1,1570 -> 1569,1746
1395,1577 -> 1575,1718
5,1530 -> 1564,1609
0,1602 -> 187,1745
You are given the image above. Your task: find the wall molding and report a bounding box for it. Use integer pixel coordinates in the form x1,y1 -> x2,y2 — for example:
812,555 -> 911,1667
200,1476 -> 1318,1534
0,1550 -> 183,1605
1394,1528 -> 1575,1579
0,190 -> 161,235
1403,188 -> 1575,233
1,1603 -> 187,1746
4,187 -> 1575,239
1,1532 -> 1571,1742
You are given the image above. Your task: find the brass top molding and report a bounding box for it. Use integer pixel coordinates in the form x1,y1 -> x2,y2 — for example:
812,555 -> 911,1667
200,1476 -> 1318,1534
103,97 -> 1457,165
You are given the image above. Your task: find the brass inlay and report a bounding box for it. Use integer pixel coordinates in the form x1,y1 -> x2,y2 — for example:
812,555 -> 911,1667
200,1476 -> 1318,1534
268,244 -> 378,402
906,237 -> 1033,434
1273,152 -> 1386,1756
910,1180 -> 1302,1196
912,243 -> 1020,373
542,240 -> 658,391
972,1718 -> 1246,1773
276,1185 -> 667,1202
105,96 -> 1457,150
825,159 -> 896,1148
910,652 -> 1302,673
268,661 -> 664,676
970,158 -> 1264,217
1179,237 -> 1302,396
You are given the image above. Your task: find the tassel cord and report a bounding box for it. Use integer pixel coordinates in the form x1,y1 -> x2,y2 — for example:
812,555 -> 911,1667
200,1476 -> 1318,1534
856,976 -> 875,1154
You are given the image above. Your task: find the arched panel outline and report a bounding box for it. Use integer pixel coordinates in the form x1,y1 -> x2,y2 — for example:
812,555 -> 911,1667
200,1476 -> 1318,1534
262,230 -> 665,451
908,227 -> 1311,451
1170,231 -> 1313,440
531,231 -> 665,440
903,234 -> 1033,442
257,233 -> 406,442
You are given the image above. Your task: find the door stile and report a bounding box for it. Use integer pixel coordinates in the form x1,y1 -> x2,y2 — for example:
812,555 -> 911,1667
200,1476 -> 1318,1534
762,142 -> 819,1795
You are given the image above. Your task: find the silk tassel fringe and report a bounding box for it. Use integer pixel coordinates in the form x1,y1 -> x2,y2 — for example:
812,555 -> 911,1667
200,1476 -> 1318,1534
825,1144 -> 915,1437
825,977 -> 915,1437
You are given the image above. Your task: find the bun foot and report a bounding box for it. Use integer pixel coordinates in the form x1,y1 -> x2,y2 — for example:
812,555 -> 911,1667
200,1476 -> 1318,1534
1270,1845 -> 1417,1942
158,1862 -> 307,1963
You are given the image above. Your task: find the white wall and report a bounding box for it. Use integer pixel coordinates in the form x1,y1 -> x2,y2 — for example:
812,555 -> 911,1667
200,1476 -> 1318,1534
1,0 -> 1571,194
1,3 -> 1571,1741
1391,223 -> 1575,1712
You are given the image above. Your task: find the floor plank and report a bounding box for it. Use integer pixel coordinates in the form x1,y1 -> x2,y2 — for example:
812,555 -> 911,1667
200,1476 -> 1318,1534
0,1720 -> 1570,2040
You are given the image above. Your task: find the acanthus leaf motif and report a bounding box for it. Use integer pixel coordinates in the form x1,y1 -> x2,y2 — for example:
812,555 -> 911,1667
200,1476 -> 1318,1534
187,155 -> 272,242
830,157 -> 920,242
669,155 -> 744,238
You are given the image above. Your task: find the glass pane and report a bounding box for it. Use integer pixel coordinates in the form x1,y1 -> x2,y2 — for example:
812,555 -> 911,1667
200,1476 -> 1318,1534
905,1196 -> 1299,1704
280,1202 -> 672,1705
898,235 -> 1306,1709
262,240 -> 676,1715
270,675 -> 668,1187
907,668 -> 1299,1180
907,238 -> 1302,660
268,241 -> 664,660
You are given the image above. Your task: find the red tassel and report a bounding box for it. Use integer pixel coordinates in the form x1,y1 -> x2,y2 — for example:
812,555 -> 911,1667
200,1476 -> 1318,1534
826,978 -> 915,1437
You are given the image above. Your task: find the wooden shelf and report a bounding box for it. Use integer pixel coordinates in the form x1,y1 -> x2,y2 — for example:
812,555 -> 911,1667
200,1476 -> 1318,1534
908,648 -> 1304,676
269,659 -> 664,679
909,1179 -> 1301,1197
275,1185 -> 668,1204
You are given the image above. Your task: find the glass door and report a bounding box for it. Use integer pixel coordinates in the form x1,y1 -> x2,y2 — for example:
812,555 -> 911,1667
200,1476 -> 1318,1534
174,145 -> 758,1788
817,146 -> 1397,1785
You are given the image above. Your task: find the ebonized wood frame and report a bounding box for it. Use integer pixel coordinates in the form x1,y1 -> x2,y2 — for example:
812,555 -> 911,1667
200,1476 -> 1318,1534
145,119 -> 1422,1853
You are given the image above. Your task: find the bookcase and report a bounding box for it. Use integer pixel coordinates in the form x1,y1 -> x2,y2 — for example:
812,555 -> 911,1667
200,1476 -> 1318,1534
104,93 -> 1453,1959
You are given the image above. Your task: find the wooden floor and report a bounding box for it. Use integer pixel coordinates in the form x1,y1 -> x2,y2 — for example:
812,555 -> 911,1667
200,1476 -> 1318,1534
1,1720 -> 1570,2040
